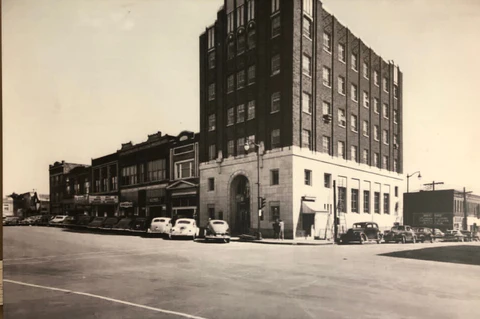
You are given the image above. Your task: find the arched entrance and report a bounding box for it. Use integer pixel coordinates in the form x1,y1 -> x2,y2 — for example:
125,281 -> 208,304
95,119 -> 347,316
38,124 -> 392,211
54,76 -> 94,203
230,175 -> 251,235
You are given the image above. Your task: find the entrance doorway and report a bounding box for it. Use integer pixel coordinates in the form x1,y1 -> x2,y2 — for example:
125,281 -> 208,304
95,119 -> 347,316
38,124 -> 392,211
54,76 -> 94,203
302,213 -> 315,238
230,175 -> 251,235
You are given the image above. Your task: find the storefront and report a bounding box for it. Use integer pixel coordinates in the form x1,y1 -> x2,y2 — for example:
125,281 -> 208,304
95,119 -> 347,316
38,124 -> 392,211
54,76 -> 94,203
167,180 -> 199,220
146,187 -> 167,218
89,195 -> 119,217
120,189 -> 138,217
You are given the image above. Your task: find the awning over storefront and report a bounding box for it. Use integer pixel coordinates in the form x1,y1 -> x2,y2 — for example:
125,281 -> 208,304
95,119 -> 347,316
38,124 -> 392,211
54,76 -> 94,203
301,200 -> 328,214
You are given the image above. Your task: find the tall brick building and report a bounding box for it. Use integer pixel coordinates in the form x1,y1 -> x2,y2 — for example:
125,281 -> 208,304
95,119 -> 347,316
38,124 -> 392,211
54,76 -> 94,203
199,0 -> 404,239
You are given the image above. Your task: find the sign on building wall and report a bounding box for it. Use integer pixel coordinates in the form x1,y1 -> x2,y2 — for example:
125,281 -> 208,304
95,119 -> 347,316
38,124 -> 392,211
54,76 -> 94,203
88,196 -> 118,205
413,213 -> 453,226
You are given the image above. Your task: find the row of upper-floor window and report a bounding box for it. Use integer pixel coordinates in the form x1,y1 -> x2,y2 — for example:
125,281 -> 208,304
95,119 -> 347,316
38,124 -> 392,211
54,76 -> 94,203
120,159 -> 196,186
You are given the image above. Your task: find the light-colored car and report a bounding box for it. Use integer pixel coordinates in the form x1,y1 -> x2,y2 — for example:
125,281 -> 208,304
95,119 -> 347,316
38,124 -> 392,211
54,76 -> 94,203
148,217 -> 172,235
170,218 -> 199,240
205,220 -> 231,243
49,215 -> 68,226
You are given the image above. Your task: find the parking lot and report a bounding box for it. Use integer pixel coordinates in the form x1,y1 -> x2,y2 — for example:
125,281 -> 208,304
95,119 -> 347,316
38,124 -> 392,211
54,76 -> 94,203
3,226 -> 480,319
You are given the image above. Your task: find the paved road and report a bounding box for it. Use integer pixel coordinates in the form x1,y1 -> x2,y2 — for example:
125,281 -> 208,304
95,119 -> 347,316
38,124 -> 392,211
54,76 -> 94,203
3,227 -> 480,319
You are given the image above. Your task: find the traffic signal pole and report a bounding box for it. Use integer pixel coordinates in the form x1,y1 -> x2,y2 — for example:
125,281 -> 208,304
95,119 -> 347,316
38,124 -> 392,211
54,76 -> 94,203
333,180 -> 338,243
256,145 -> 262,240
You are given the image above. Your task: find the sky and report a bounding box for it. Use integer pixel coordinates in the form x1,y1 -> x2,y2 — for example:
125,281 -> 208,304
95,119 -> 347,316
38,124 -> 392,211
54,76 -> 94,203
3,0 -> 480,197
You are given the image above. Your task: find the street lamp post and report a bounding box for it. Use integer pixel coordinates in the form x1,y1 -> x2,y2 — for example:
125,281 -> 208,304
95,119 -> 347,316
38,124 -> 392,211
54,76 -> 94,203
406,171 -> 422,193
244,141 -> 262,240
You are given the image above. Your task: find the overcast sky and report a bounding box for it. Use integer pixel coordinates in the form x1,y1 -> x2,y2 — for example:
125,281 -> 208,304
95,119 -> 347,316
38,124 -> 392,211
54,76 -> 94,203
3,0 -> 480,197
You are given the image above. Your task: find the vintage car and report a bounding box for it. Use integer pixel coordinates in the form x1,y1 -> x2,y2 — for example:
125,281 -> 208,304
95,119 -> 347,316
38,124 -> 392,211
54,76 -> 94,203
3,216 -> 21,226
443,230 -> 466,242
412,227 -> 435,243
383,225 -> 417,243
100,217 -> 121,230
49,215 -> 68,227
62,215 -> 83,228
76,215 -> 94,228
432,228 -> 445,239
339,222 -> 382,244
112,217 -> 134,232
147,217 -> 172,235
204,220 -> 231,243
87,217 -> 108,229
129,217 -> 149,233
170,218 -> 200,240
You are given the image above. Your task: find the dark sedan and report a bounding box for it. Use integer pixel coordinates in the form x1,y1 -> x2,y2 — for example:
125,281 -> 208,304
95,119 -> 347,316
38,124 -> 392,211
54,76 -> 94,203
129,217 -> 149,233
100,217 -> 121,230
339,222 -> 382,244
87,217 -> 108,230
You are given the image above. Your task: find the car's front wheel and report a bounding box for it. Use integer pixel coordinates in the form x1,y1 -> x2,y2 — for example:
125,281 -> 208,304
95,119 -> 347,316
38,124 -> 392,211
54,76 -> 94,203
360,234 -> 367,244
401,236 -> 406,244
412,237 -> 417,244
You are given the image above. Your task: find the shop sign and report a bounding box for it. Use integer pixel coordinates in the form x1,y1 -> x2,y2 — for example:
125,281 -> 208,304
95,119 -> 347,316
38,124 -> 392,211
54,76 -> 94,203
104,196 -> 118,204
147,197 -> 162,204
89,195 -> 119,205
74,195 -> 89,205
120,201 -> 133,208
414,213 -> 452,226
434,213 -> 452,226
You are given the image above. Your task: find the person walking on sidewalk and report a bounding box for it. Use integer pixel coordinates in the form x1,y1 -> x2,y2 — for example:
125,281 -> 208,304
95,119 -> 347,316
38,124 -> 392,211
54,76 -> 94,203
278,219 -> 284,240
272,219 -> 280,239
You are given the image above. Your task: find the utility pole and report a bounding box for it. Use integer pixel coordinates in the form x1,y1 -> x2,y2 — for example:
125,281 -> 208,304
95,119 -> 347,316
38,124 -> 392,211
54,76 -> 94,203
423,181 -> 444,191
456,188 -> 472,230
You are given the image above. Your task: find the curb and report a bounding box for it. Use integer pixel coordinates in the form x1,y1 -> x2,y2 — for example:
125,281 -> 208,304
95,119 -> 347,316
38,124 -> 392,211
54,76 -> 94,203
232,239 -> 334,246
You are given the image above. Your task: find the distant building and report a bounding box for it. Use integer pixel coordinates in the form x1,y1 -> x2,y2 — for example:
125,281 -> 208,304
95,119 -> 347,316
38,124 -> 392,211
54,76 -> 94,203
404,190 -> 480,231
6,192 -> 46,218
3,197 -> 14,217
90,152 -> 118,217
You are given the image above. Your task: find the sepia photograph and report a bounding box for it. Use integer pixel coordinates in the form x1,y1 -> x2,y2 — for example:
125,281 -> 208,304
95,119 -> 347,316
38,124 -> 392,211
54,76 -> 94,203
2,0 -> 480,318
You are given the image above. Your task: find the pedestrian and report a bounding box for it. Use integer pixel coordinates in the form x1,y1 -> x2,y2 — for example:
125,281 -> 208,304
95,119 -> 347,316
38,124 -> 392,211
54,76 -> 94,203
272,219 -> 280,239
279,219 -> 284,240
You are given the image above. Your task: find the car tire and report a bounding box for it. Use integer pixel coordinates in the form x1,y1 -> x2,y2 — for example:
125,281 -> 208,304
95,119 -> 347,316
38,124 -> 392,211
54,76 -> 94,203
360,234 -> 366,244
192,234 -> 196,241
413,237 -> 416,244
401,236 -> 406,244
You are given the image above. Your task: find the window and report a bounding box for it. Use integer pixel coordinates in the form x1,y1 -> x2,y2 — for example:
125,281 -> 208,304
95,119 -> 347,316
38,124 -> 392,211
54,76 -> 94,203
394,159 -> 399,172
247,100 -> 255,120
303,16 -> 312,38
208,51 -> 215,69
208,114 -> 216,131
85,181 -> 90,194
227,107 -> 235,125
394,85 -> 399,99
227,40 -> 235,59
270,169 -> 279,185
362,120 -> 369,137
271,54 -> 280,75
208,178 -> 215,191
303,54 -> 311,76
323,32 -> 332,52
383,103 -> 389,119
363,191 -> 370,213
363,149 -> 369,164
237,33 -> 246,54
207,27 -> 215,49
322,136 -> 331,155
271,15 -> 281,37
208,204 -> 215,219
270,204 -> 280,222
338,187 -> 347,213
395,186 -> 399,197
247,28 -> 256,49
351,53 -> 358,71
383,77 -> 389,92
237,104 -> 245,123
145,159 -> 166,182
338,109 -> 346,127
304,169 -> 312,186
271,92 -> 281,112
247,135 -> 256,148
227,75 -> 234,93
374,71 -> 379,86
209,144 -> 216,160
394,109 -> 399,124
176,160 -> 194,179
351,114 -> 358,132
227,12 -> 234,33
271,0 -> 280,13
237,70 -> 245,89
322,101 -> 331,115
122,165 -> 137,186
247,0 -> 255,21
351,145 -> 358,162
324,173 -> 331,188
374,125 -> 379,141
351,189 -> 359,213
302,92 -> 312,113
351,83 -> 358,102
323,66 -> 331,87
374,153 -> 380,168
374,98 -> 380,113
248,65 -> 256,85
208,83 -> 215,101
383,155 -> 389,170
236,5 -> 245,28
363,91 -> 369,108
271,129 -> 281,148
374,192 -> 380,213
363,62 -> 369,79
236,137 -> 245,155
303,0 -> 313,16
338,43 -> 346,63
383,129 -> 389,145
384,193 -> 390,214
227,140 -> 235,157
302,129 -> 311,149
338,76 -> 345,94
338,141 -> 345,159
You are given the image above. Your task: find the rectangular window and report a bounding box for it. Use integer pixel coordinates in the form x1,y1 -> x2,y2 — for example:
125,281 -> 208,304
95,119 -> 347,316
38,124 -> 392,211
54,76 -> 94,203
363,120 -> 369,137
175,160 -> 194,179
363,62 -> 369,79
351,114 -> 358,132
208,204 -> 215,219
363,190 -> 370,213
374,192 -> 380,213
395,186 -> 399,197
236,5 -> 245,28
207,27 -> 215,49
323,66 -> 331,87
394,85 -> 399,99
208,51 -> 215,69
271,15 -> 281,37
208,144 -> 216,160
227,12 -> 234,33
303,16 -> 312,38
351,145 -> 358,162
351,189 -> 359,213
208,114 -> 216,131
270,204 -> 280,222
271,129 -> 281,148
227,75 -> 234,93
351,83 -> 358,102
271,92 -> 281,112
383,77 -> 389,92
323,32 -> 332,52
322,101 -> 331,115
208,83 -> 215,101
227,107 -> 235,125
247,0 -> 255,21
338,141 -> 345,159
374,125 -> 379,141
237,70 -> 245,89
363,91 -> 369,108
227,41 -> 235,59
270,169 -> 279,185
324,173 -> 331,188
303,0 -> 313,16
302,92 -> 312,114
383,129 -> 389,145
351,53 -> 358,71
247,100 -> 255,120
363,149 -> 369,164
394,109 -> 399,124
374,98 -> 380,114
394,159 -> 398,172
122,165 -> 138,186
237,104 -> 245,123
248,28 -> 256,49
338,109 -> 346,127
374,153 -> 380,168
236,137 -> 245,155
338,43 -> 346,63
247,65 -> 256,85
384,193 -> 390,214
383,103 -> 389,119
147,160 -> 166,182
271,54 -> 280,75
303,54 -> 311,76
271,0 -> 280,13
322,136 -> 331,155
227,140 -> 235,157
338,187 -> 347,213
338,76 -> 345,95
208,178 -> 215,191
383,155 -> 389,170
374,71 -> 379,86
304,169 -> 312,186
302,129 -> 311,149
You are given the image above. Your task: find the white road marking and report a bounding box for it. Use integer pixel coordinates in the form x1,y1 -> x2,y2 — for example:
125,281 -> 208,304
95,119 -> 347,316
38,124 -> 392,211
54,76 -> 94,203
4,279 -> 210,319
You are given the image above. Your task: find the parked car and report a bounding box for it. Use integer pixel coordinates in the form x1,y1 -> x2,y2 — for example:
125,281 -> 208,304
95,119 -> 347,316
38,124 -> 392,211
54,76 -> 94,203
412,227 -> 435,243
31,215 -> 51,226
49,215 -> 68,226
432,228 -> 445,239
170,218 -> 199,240
147,217 -> 172,235
87,217 -> 108,229
129,217 -> 149,233
443,230 -> 466,242
19,216 -> 35,226
100,217 -> 121,230
112,217 -> 135,232
62,215 -> 83,228
339,222 -> 383,244
383,225 -> 417,243
3,216 -> 21,226
76,215 -> 94,228
204,219 -> 231,243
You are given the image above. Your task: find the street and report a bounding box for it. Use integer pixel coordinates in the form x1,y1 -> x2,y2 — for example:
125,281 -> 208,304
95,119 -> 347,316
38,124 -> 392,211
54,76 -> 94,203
3,227 -> 480,319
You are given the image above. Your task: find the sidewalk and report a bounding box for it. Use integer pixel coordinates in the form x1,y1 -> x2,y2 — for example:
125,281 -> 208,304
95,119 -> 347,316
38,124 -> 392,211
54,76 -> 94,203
232,237 -> 335,246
